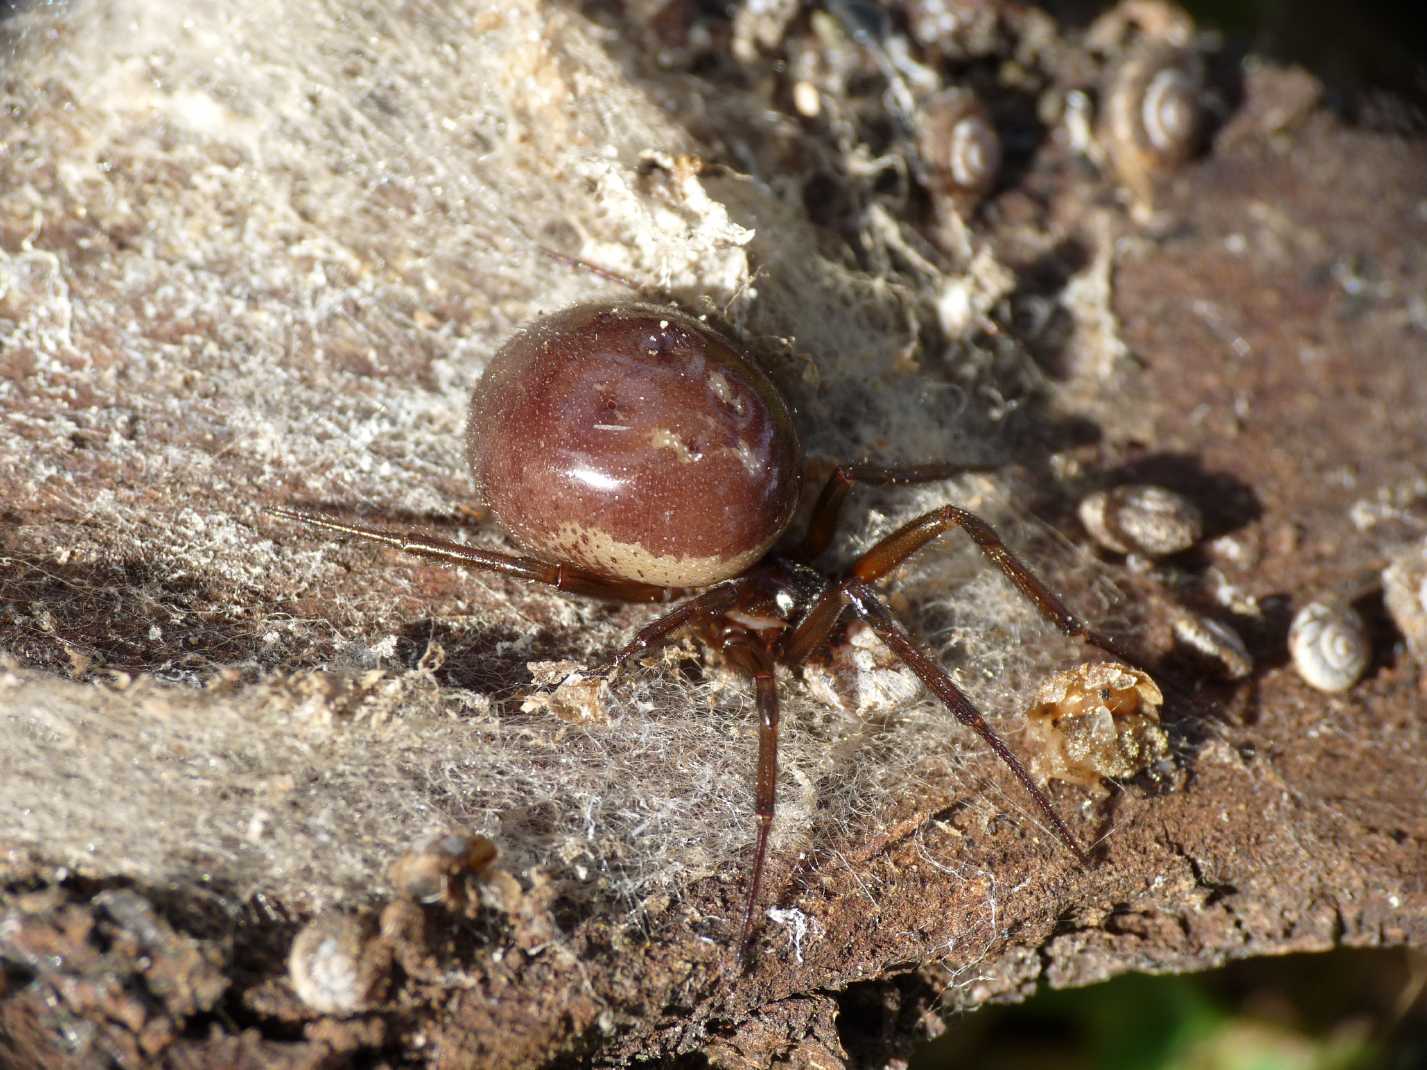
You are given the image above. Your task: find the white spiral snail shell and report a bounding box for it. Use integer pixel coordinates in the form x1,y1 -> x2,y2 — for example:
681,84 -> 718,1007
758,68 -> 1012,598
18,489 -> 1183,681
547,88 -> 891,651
288,913 -> 386,1016
1289,600 -> 1370,693
1102,42 -> 1203,205
918,88 -> 1001,207
1078,484 -> 1203,557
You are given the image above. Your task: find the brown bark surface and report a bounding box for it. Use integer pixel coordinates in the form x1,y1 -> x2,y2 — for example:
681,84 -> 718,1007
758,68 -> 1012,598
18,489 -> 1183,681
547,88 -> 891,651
1,2 -> 1424,1067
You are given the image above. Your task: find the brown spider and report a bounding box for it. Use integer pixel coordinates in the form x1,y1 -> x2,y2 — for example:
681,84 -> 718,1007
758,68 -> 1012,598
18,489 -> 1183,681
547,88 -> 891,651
271,301 -> 1129,951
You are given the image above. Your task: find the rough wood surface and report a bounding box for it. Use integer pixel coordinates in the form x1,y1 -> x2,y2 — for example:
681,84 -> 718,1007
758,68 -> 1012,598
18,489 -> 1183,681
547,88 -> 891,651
2,2 -> 1425,1066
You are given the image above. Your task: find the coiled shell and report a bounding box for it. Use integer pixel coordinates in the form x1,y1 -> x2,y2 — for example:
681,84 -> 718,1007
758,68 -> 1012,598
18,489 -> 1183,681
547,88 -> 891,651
1025,661 -> 1168,787
1079,483 -> 1203,557
289,913 -> 388,1016
1172,611 -> 1252,680
1289,600 -> 1370,693
1102,42 -> 1203,205
918,88 -> 1001,208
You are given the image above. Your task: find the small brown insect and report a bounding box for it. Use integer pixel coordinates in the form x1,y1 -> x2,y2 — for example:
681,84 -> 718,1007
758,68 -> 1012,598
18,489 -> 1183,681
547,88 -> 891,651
388,832 -> 499,909
1025,661 -> 1167,788
272,300 -> 1136,952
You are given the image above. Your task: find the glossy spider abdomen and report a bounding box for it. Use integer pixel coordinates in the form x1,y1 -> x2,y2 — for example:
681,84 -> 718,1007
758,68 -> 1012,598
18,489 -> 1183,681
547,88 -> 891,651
467,303 -> 801,587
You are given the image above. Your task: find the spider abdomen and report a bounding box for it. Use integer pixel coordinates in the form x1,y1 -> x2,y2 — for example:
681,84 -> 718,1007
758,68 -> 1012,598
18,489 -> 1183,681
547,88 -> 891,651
466,302 -> 802,587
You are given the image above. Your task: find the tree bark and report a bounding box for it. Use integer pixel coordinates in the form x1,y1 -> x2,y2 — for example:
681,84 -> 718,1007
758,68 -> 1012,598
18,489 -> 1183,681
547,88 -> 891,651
1,2 -> 1424,1067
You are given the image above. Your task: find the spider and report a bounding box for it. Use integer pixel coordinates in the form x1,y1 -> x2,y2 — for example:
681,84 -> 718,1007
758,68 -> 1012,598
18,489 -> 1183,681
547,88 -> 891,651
271,300 -> 1130,951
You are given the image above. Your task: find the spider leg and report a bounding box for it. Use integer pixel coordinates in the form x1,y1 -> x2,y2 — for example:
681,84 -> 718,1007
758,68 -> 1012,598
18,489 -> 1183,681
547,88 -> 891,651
849,503 -> 1135,665
842,580 -> 1090,864
267,507 -> 673,603
594,587 -> 783,951
602,581 -> 745,676
720,630 -> 781,954
795,463 -> 997,561
779,579 -> 852,667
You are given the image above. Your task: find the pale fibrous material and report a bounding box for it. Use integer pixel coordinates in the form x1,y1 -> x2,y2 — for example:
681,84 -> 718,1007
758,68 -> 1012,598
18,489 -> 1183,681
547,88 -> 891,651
0,0 -> 1126,925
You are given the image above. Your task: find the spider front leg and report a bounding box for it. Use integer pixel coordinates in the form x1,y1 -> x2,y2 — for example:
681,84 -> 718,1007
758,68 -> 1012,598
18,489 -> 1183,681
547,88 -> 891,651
794,465 -> 1133,663
795,462 -> 997,561
782,573 -> 1089,863
784,499 -> 1130,863
847,503 -> 1140,856
851,503 -> 1137,666
842,580 -> 1090,864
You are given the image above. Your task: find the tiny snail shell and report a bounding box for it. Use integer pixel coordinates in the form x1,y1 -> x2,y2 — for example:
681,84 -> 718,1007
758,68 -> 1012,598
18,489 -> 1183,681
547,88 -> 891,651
1102,42 -> 1204,204
1025,660 -> 1169,786
1173,611 -> 1252,680
1079,483 -> 1204,557
1382,536 -> 1427,666
1289,600 -> 1370,693
289,913 -> 389,1016
918,88 -> 1002,207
